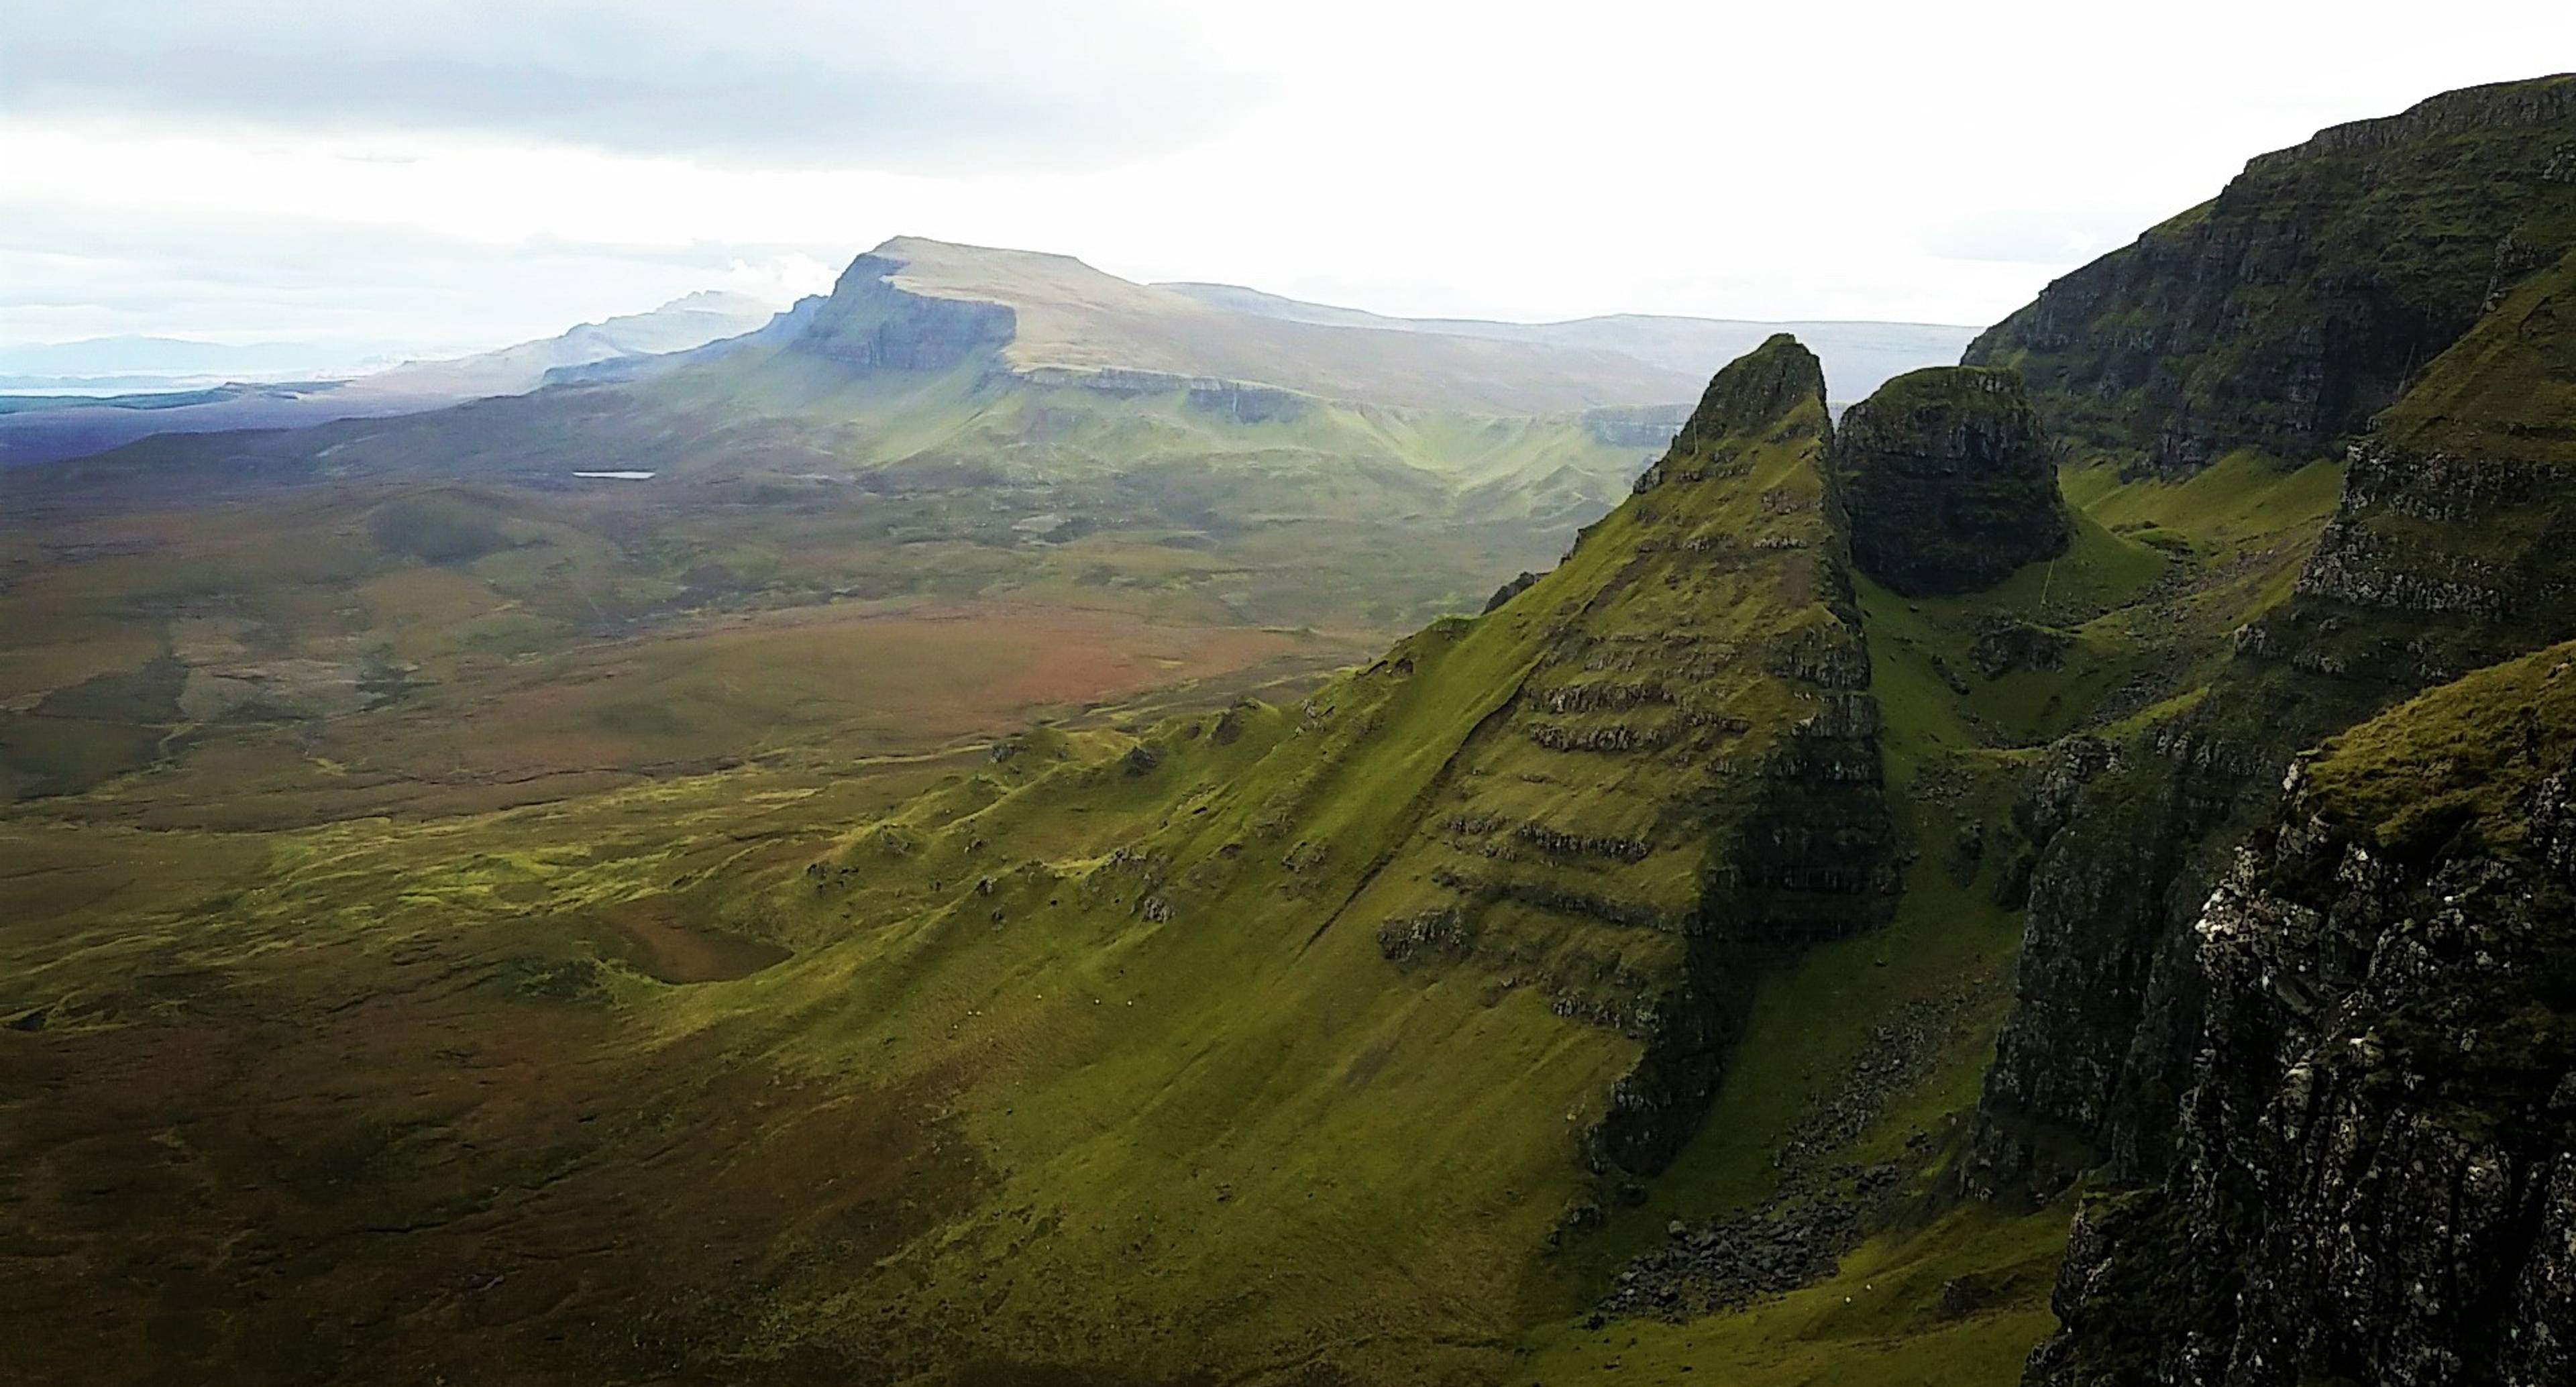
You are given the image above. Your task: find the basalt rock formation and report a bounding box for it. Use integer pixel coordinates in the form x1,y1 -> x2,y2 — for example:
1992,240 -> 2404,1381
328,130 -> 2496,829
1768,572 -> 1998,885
1831,366 -> 2070,596
795,247 -> 1019,372
1947,72 -> 2576,1386
1968,74 -> 2576,475
2029,645 -> 2576,1387
1964,182 -> 2576,1215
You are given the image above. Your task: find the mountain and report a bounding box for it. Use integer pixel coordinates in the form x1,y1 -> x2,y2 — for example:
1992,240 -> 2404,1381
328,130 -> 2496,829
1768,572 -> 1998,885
0,291 -> 780,465
1165,280 -> 1978,403
8,76 -> 2576,1387
0,335 -> 411,387
358,289 -> 781,395
801,235 -> 1701,413
1968,74 -> 2576,474
7,237 -> 1734,649
1943,74 -> 2576,1385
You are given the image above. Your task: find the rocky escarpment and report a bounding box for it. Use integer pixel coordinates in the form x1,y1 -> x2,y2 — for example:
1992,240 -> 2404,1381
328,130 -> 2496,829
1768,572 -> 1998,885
1966,74 -> 2576,474
1962,80 -> 2576,1213
1831,366 -> 2070,596
1962,427 -> 2576,1206
794,249 -> 1018,371
2028,644 -> 2576,1387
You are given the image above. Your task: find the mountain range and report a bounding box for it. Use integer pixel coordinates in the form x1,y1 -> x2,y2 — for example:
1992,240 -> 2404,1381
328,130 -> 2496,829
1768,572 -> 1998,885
1162,279 -> 1976,402
1,245 -> 1978,470
3,71 -> 2574,1387
0,291 -> 781,466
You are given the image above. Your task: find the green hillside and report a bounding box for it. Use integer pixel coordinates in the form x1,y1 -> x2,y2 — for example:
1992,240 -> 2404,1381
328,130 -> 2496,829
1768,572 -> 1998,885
9,72 -> 2576,1387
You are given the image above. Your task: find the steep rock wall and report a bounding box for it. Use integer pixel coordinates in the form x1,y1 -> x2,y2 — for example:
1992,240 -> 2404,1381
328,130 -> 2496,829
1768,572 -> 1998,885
794,251 -> 1018,372
1832,366 -> 2070,596
1966,74 -> 2576,474
2028,645 -> 2576,1386
1963,432 -> 2576,1202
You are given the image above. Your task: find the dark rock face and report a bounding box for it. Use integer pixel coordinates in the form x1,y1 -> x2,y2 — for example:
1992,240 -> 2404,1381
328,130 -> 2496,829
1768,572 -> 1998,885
1962,437 -> 2576,1208
1665,333 -> 1829,459
794,252 -> 1016,371
1483,570 -> 1542,614
2027,749 -> 2576,1387
1971,619 -> 2072,679
1831,366 -> 2071,596
1966,75 -> 2576,474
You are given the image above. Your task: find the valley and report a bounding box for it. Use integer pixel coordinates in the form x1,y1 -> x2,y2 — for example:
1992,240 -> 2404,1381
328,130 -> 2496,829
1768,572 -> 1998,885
5,69 -> 2575,1387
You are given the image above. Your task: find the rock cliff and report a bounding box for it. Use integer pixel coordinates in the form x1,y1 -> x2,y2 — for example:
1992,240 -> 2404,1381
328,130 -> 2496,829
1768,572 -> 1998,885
794,249 -> 1018,371
1965,143 -> 2576,1204
2028,643 -> 2576,1386
1831,366 -> 2070,596
1947,74 -> 2576,1384
1967,74 -> 2576,475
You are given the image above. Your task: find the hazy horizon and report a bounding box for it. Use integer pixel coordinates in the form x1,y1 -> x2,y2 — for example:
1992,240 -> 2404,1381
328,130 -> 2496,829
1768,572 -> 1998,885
9,1 -> 2571,357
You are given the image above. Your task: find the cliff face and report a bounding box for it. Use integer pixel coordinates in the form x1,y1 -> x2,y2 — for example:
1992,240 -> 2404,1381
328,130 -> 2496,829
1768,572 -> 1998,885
1945,75 -> 2576,1384
1959,72 -> 2576,1210
1963,372 -> 2576,1207
794,250 -> 1018,372
2029,643 -> 2576,1387
1831,366 -> 2070,596
1966,74 -> 2576,475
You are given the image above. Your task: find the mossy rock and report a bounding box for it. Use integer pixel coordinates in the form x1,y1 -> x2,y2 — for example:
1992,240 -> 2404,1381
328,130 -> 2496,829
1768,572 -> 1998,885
1833,366 -> 2071,596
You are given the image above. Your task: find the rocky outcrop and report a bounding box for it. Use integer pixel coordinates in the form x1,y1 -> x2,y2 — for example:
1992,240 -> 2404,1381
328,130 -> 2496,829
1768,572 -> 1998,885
1832,367 -> 2071,596
794,250 -> 1016,371
1967,74 -> 2576,474
1018,368 -> 1316,423
1962,425 -> 2576,1206
1666,333 -> 1832,459
1958,202 -> 2576,1199
2027,649 -> 2576,1386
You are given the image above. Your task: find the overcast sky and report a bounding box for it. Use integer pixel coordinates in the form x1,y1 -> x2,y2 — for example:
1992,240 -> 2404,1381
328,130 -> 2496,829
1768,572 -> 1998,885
6,1 -> 2573,353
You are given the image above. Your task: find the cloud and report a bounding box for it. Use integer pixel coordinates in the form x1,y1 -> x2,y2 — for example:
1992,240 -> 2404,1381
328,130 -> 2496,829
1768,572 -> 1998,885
7,0 -> 2575,350
0,202 -> 823,349
4,1 -> 1256,172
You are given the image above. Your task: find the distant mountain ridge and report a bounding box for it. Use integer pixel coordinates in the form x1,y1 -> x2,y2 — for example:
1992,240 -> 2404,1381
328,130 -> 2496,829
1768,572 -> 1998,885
1161,280 -> 1980,403
0,292 -> 782,465
0,336 -> 412,388
1,241 -> 1982,467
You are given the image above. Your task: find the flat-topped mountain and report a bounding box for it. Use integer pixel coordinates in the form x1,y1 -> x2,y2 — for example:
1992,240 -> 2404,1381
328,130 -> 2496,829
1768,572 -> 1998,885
799,235 -> 1705,414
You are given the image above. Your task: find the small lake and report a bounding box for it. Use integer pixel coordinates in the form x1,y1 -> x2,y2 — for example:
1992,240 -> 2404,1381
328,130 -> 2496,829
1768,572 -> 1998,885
571,470 -> 656,480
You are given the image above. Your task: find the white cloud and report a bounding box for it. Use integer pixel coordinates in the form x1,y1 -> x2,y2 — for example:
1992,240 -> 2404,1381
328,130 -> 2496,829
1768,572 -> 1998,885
5,0 -> 2573,351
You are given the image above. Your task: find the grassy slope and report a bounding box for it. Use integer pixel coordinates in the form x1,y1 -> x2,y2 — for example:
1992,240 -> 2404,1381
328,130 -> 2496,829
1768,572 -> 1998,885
2376,247 -> 2576,463
0,331 -> 2369,1384
669,343 -> 2357,1380
2304,636 -> 2576,847
611,342 -> 1876,1378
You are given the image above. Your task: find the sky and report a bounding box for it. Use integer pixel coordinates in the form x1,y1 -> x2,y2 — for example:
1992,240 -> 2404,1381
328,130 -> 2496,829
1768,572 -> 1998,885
6,1 -> 2575,356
